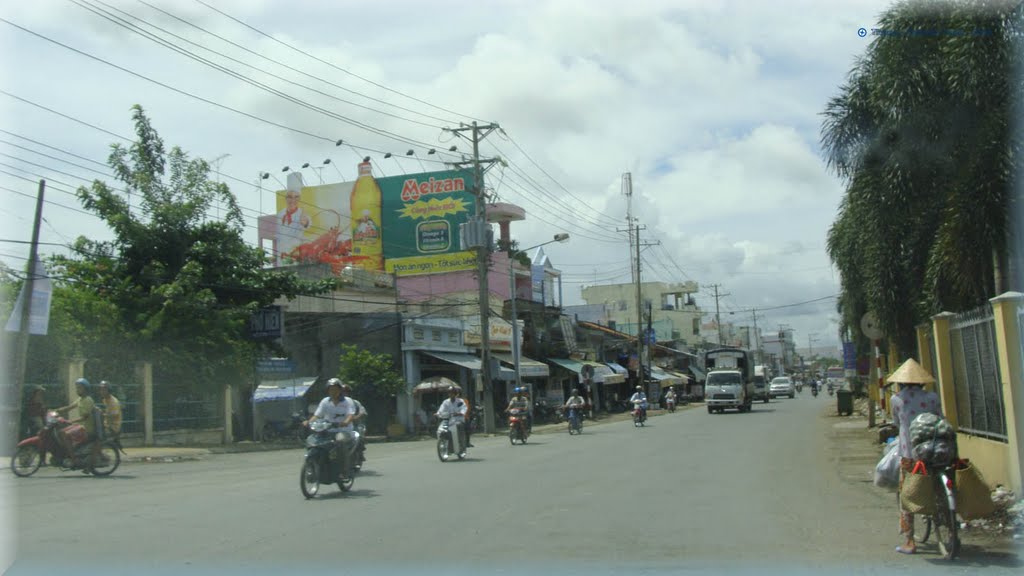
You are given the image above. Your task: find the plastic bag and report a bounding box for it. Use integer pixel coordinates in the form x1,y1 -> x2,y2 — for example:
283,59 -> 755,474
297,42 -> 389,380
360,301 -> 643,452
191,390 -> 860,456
910,412 -> 954,445
874,441 -> 900,489
913,438 -> 955,466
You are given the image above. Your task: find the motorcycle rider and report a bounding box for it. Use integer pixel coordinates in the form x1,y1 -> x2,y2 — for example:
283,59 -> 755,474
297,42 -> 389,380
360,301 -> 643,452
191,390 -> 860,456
563,388 -> 585,429
459,388 -> 474,448
342,384 -> 367,466
665,386 -> 678,411
506,387 -> 530,433
304,378 -> 356,479
435,385 -> 468,457
810,379 -> 819,395
53,378 -> 97,469
629,385 -> 648,422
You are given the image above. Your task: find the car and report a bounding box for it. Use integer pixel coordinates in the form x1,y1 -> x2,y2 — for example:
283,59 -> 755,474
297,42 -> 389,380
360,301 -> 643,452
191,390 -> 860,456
752,375 -> 770,403
770,376 -> 795,399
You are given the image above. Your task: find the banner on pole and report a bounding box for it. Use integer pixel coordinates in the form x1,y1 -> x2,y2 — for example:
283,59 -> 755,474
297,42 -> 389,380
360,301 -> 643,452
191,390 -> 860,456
4,256 -> 52,335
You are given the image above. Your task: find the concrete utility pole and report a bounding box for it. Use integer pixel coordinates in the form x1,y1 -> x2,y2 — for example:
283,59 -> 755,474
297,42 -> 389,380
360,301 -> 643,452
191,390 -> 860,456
617,173 -> 658,388
751,308 -> 762,365
446,122 -> 501,433
12,179 -> 46,432
709,284 -> 729,345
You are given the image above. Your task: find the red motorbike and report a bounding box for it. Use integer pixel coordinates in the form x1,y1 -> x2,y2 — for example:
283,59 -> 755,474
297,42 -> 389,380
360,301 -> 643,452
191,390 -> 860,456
10,411 -> 122,477
508,409 -> 529,445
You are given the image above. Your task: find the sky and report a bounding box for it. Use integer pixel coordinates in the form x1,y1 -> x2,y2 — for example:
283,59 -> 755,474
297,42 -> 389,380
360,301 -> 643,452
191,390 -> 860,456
0,0 -> 898,351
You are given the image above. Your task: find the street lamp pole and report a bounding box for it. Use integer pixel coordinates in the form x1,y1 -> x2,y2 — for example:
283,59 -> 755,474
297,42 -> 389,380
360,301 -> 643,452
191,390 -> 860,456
511,233 -> 569,390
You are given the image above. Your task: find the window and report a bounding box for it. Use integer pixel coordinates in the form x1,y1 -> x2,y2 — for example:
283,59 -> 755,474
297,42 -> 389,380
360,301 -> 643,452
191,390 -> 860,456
448,332 -> 458,344
432,330 -> 442,342
412,328 -> 424,341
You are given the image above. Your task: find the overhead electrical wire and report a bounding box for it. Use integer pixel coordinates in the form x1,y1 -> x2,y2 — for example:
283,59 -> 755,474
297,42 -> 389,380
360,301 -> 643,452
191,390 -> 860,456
190,0 -> 483,125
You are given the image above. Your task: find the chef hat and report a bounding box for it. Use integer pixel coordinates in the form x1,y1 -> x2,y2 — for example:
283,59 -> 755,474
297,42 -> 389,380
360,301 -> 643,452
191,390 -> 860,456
286,172 -> 305,195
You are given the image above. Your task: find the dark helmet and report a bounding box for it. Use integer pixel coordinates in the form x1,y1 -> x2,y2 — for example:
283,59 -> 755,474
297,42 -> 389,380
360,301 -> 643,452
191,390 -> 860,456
448,385 -> 459,395
74,378 -> 91,390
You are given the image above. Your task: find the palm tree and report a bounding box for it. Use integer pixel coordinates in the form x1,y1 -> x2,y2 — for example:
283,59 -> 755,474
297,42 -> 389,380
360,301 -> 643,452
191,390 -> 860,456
821,0 -> 1022,355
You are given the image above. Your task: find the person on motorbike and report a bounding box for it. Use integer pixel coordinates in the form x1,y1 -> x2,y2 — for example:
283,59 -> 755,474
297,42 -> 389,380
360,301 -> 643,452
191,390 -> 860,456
435,385 -> 468,456
459,388 -> 474,447
53,378 -> 97,469
629,386 -> 648,422
304,378 -> 356,479
506,387 -> 530,431
665,386 -> 678,410
563,388 -> 585,428
810,379 -> 819,395
342,384 -> 367,464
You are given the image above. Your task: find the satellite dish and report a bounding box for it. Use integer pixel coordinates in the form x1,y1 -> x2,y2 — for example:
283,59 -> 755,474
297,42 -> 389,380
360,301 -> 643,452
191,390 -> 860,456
860,312 -> 884,340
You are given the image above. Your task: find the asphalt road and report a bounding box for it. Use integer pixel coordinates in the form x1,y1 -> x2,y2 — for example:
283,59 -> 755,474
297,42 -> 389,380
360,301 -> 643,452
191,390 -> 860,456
4,395 -> 1021,575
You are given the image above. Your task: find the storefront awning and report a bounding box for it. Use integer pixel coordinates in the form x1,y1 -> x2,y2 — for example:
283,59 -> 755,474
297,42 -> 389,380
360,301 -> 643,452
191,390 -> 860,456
548,358 -> 586,374
425,351 -> 483,371
606,363 -> 628,376
689,366 -> 706,381
548,358 -> 624,385
650,368 -> 684,388
492,353 -> 550,378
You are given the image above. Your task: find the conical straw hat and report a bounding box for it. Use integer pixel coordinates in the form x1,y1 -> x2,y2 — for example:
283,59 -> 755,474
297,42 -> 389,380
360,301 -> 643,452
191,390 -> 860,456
886,358 -> 935,385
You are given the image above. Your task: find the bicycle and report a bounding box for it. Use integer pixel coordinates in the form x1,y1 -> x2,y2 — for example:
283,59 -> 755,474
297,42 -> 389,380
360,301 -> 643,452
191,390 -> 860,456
900,460 -> 960,560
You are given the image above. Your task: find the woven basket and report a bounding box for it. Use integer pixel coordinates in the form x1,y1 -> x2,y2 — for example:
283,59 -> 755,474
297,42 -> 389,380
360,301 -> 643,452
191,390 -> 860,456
900,464 -> 936,515
955,460 -> 995,520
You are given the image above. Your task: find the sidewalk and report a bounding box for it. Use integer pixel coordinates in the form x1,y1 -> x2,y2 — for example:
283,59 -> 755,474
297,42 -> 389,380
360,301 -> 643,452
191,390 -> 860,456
116,402 -> 705,462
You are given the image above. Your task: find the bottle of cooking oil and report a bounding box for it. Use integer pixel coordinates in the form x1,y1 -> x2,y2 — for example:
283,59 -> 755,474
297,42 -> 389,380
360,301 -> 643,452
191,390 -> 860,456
349,160 -> 383,271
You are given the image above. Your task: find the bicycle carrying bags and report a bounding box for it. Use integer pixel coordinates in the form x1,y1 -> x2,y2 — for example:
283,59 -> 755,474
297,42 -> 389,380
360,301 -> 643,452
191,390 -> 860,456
954,459 -> 995,520
900,460 -> 936,515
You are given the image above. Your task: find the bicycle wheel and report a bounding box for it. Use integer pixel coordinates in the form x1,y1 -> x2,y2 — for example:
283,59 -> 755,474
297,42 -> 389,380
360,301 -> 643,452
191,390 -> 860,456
932,492 -> 960,560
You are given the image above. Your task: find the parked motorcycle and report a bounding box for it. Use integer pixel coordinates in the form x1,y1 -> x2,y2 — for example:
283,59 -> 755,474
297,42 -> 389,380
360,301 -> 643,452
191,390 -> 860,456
436,418 -> 466,462
565,407 -> 583,435
299,420 -> 357,499
262,412 -> 306,442
508,409 -> 529,445
533,400 -> 563,425
10,411 -> 122,477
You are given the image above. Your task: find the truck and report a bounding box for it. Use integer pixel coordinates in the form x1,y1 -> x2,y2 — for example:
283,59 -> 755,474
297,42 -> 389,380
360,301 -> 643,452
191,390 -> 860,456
752,364 -> 770,403
703,347 -> 755,414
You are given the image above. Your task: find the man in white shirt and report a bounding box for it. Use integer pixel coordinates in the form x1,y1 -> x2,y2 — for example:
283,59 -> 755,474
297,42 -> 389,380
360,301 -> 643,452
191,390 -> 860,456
564,388 -> 585,429
305,378 -> 356,477
629,386 -> 648,422
436,386 -> 468,456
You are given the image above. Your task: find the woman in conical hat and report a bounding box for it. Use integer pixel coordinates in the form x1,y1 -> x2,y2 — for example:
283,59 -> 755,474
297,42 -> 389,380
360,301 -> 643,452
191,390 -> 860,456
888,358 -> 943,555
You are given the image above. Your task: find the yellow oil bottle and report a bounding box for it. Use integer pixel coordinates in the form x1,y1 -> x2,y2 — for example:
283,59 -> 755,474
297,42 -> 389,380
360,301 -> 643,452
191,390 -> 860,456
349,160 -> 383,271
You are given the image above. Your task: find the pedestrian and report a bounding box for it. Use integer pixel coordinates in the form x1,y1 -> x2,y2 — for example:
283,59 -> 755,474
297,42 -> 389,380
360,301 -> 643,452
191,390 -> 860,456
888,358 -> 942,555
460,388 -> 474,447
23,385 -> 47,439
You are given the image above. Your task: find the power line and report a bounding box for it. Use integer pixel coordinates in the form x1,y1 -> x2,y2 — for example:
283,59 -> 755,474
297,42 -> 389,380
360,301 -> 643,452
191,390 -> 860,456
191,0 -> 485,125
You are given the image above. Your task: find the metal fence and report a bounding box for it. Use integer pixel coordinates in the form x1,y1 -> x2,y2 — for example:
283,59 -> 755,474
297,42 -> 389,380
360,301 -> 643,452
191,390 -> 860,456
949,306 -> 1007,441
153,385 -> 221,432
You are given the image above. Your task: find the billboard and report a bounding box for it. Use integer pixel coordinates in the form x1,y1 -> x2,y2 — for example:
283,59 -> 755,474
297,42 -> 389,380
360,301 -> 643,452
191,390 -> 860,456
260,164 -> 476,276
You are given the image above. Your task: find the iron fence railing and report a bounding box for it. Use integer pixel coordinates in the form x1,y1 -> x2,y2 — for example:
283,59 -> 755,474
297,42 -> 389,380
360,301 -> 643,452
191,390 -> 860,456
950,306 -> 1007,441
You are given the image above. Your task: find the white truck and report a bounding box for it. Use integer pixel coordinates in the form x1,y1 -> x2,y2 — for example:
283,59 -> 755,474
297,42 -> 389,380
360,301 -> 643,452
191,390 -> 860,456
752,364 -> 770,403
703,347 -> 755,414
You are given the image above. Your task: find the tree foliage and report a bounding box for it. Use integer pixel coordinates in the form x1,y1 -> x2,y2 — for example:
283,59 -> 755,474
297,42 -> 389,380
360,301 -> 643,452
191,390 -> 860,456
336,344 -> 405,398
822,0 -> 1022,355
40,105 -> 334,391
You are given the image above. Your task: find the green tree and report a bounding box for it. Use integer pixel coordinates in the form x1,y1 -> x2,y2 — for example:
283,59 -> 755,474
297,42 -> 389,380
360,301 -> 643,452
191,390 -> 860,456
337,344 -> 405,433
47,104 -> 333,392
822,0 -> 1022,355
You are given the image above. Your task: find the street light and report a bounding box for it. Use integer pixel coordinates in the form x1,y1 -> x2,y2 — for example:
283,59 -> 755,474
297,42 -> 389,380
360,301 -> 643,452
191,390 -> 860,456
510,233 -> 570,390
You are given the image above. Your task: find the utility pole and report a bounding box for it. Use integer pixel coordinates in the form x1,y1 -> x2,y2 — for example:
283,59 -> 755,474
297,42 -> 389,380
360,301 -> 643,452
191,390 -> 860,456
778,324 -> 791,372
617,173 -> 658,389
12,180 -> 46,432
709,284 -> 730,345
807,333 -> 818,371
446,122 -> 501,433
751,308 -> 762,365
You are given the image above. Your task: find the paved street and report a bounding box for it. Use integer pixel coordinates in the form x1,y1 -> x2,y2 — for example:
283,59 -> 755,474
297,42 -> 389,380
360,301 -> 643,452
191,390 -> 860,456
5,396 -> 1020,575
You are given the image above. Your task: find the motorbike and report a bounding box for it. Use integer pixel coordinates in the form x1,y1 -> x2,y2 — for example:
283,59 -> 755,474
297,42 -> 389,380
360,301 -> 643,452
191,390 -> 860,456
828,384 -> 835,396
353,423 -> 367,471
299,420 -> 357,499
534,400 -> 563,425
262,412 -> 306,442
508,409 -> 529,445
565,406 -> 583,435
666,397 -> 677,413
812,387 -> 819,397
10,411 -> 122,477
632,402 -> 647,427
436,417 -> 466,462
